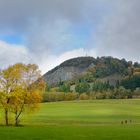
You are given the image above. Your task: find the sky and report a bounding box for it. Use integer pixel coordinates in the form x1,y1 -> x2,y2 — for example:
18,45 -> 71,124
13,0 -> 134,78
0,0 -> 140,74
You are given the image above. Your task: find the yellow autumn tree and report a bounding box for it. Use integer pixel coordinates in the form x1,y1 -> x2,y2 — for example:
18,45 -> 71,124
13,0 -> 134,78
0,63 -> 23,125
0,63 -> 45,126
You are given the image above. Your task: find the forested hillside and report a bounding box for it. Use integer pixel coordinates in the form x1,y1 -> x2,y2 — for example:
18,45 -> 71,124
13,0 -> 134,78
43,56 -> 140,102
44,56 -> 140,85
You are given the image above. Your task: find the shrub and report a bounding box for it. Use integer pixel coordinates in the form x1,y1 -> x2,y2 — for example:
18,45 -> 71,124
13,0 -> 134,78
79,93 -> 90,100
113,86 -> 132,99
43,92 -> 57,102
105,90 -> 113,99
50,87 -> 59,92
95,92 -> 106,99
133,88 -> 140,98
42,92 -> 65,102
65,93 -> 77,101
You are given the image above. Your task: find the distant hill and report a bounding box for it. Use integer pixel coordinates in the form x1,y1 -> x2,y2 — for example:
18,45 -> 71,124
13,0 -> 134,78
43,57 -> 95,85
43,56 -> 140,85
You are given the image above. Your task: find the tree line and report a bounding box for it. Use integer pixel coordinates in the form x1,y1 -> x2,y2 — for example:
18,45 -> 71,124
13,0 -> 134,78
44,73 -> 140,102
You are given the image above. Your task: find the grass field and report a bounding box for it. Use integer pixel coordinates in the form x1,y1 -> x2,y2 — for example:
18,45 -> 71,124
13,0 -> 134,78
0,99 -> 140,140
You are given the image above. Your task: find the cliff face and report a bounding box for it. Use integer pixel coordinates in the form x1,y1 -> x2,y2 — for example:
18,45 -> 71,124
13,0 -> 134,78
44,66 -> 83,85
43,57 -> 95,85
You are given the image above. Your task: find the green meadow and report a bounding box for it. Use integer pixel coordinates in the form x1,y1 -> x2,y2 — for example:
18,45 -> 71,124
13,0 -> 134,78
0,99 -> 140,140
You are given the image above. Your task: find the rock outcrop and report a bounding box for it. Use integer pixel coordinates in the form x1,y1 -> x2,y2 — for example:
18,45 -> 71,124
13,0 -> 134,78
43,57 -> 95,85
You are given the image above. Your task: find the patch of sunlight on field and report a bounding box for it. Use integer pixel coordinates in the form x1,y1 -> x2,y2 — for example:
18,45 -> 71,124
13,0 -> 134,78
21,99 -> 140,125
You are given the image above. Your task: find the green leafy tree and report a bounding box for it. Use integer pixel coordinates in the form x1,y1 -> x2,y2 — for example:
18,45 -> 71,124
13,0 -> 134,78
92,81 -> 111,92
113,86 -> 131,99
59,83 -> 70,92
75,82 -> 90,94
121,74 -> 140,90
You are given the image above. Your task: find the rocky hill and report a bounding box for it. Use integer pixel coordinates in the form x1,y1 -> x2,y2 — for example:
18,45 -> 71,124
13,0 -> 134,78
43,57 -> 95,85
43,56 -> 140,85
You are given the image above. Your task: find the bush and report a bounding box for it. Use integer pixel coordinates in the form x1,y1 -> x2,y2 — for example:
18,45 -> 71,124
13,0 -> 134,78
79,93 -> 90,100
95,92 -> 106,99
43,92 -> 56,102
65,93 -> 77,101
113,86 -> 132,99
50,87 -> 59,92
42,92 -> 65,102
133,88 -> 140,98
105,90 -> 114,99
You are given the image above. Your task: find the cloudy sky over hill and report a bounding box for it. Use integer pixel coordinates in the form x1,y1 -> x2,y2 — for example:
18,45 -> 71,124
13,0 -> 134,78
0,0 -> 140,73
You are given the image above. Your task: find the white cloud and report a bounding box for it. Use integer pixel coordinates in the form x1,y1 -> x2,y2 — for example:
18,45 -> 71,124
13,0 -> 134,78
0,40 -> 30,69
92,0 -> 140,62
39,47 -> 98,74
39,48 -> 86,73
0,40 -> 95,74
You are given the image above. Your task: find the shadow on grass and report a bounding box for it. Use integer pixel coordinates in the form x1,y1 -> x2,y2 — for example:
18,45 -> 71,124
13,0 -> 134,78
0,124 -> 25,127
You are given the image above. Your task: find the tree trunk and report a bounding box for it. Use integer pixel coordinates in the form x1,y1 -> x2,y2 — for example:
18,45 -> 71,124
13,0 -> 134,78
14,110 -> 19,126
14,116 -> 18,126
5,109 -> 9,126
14,103 -> 25,126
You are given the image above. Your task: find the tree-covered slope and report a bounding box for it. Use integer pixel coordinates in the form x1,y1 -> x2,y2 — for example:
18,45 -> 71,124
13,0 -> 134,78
43,56 -> 140,86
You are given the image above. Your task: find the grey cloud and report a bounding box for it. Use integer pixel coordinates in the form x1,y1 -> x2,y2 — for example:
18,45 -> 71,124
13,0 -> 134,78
93,0 -> 140,62
0,0 -> 107,58
0,0 -> 100,31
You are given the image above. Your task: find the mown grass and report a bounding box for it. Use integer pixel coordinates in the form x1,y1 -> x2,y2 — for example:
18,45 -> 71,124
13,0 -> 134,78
0,99 -> 140,140
23,99 -> 140,125
1,125 -> 140,140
